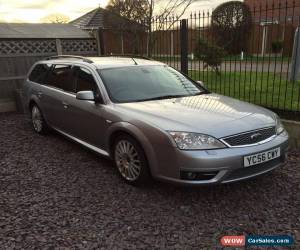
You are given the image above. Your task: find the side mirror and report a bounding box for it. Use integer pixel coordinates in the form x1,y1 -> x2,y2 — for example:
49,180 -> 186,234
76,91 -> 95,101
196,80 -> 205,87
94,92 -> 104,104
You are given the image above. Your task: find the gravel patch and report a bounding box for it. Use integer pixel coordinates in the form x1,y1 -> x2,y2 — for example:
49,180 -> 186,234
0,113 -> 299,249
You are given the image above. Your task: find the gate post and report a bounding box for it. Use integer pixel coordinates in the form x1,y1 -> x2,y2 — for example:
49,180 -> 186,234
98,28 -> 105,55
180,19 -> 189,75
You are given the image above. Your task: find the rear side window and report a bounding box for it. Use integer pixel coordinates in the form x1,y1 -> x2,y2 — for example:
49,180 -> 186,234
74,67 -> 97,93
46,64 -> 74,92
29,64 -> 51,84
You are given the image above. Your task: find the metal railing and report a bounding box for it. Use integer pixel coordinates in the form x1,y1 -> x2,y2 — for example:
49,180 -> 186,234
101,1 -> 300,119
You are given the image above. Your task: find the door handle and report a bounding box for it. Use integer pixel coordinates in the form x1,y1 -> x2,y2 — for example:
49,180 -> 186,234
37,92 -> 43,98
62,101 -> 69,109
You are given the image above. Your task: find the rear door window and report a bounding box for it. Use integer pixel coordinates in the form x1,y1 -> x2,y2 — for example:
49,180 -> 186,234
74,67 -> 97,93
46,64 -> 74,93
28,64 -> 51,84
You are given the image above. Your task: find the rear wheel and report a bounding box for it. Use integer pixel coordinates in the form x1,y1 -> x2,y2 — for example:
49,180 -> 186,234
113,135 -> 151,185
31,105 -> 49,134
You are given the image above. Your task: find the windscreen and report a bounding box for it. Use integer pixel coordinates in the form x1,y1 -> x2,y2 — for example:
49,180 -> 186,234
98,66 -> 204,103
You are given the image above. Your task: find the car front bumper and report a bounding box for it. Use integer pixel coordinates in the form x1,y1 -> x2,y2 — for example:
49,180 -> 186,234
153,132 -> 289,186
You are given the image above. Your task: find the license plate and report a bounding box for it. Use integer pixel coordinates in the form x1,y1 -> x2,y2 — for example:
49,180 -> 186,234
244,147 -> 280,167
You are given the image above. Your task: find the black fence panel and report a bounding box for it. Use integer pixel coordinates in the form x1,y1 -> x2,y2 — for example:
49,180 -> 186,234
169,1 -> 300,117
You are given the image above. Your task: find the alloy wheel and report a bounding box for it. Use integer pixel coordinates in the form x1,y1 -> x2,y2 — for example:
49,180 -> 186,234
114,140 -> 142,181
32,106 -> 43,132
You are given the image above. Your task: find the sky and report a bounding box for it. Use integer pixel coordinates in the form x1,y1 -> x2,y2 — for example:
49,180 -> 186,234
0,0 -> 231,23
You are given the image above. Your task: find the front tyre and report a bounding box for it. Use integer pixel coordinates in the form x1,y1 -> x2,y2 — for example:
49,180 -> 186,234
113,135 -> 151,185
31,105 -> 49,134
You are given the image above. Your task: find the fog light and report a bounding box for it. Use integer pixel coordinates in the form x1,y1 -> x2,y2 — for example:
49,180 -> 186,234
180,171 -> 197,180
180,170 -> 218,181
186,172 -> 197,180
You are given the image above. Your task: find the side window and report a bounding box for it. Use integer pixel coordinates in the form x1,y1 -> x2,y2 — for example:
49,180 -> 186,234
46,64 -> 74,92
28,64 -> 51,84
75,67 -> 97,93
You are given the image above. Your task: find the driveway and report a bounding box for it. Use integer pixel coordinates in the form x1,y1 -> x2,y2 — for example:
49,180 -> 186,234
1,113 -> 299,249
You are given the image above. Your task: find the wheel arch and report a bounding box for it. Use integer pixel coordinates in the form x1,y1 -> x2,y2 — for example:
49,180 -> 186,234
28,96 -> 50,127
28,95 -> 41,111
29,99 -> 37,111
106,122 -> 158,176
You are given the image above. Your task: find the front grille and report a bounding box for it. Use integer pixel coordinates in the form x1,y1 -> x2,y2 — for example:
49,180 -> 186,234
222,127 -> 276,147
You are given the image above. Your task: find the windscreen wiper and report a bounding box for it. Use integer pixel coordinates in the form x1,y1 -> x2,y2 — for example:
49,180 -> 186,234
192,91 -> 209,96
136,94 -> 189,102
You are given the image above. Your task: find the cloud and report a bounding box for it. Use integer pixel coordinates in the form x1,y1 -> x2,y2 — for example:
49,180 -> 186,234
0,0 -> 51,11
13,0 -> 52,9
190,0 -> 239,11
0,0 -> 108,23
0,0 -> 234,23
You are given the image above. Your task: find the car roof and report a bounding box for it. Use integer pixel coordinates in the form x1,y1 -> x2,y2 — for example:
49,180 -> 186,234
39,56 -> 165,69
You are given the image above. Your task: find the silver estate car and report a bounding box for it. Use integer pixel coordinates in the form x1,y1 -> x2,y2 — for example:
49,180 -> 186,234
23,55 -> 289,186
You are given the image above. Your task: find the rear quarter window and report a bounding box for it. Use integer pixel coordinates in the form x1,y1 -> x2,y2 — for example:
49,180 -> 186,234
28,64 -> 51,84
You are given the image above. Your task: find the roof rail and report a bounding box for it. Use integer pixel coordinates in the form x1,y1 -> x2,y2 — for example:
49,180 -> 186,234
45,55 -> 93,63
103,54 -> 152,60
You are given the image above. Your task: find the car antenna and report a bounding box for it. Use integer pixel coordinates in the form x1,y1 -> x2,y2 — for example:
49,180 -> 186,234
131,58 -> 138,65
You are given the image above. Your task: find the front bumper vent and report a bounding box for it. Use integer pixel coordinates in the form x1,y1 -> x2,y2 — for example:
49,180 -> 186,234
180,170 -> 218,181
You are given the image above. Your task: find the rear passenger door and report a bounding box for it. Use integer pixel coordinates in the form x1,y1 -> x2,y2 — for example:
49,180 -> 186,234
42,64 -> 74,130
27,63 -> 52,115
65,66 -> 108,149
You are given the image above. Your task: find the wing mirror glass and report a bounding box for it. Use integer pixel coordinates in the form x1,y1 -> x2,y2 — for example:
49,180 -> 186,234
196,80 -> 205,87
76,91 -> 95,101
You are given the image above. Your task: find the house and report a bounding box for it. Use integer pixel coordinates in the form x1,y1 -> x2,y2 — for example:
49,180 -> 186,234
244,0 -> 299,56
244,0 -> 300,25
70,7 -> 148,55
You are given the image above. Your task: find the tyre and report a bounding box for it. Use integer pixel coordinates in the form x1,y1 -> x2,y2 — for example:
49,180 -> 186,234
113,135 -> 151,185
31,104 -> 49,134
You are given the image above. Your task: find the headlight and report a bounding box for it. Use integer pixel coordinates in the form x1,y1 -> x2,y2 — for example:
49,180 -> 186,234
275,116 -> 285,135
169,132 -> 226,150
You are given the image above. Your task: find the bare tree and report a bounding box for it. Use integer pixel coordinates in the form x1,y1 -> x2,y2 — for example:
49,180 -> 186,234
106,0 -> 195,56
146,0 -> 194,56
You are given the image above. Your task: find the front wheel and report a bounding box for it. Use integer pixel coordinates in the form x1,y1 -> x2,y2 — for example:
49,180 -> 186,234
31,105 -> 49,134
113,135 -> 151,185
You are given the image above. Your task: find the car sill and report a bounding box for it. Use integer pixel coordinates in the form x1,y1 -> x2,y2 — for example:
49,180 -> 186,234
53,127 -> 110,157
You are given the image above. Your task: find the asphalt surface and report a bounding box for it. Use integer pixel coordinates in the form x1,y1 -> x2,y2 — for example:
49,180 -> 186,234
1,113 -> 299,249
